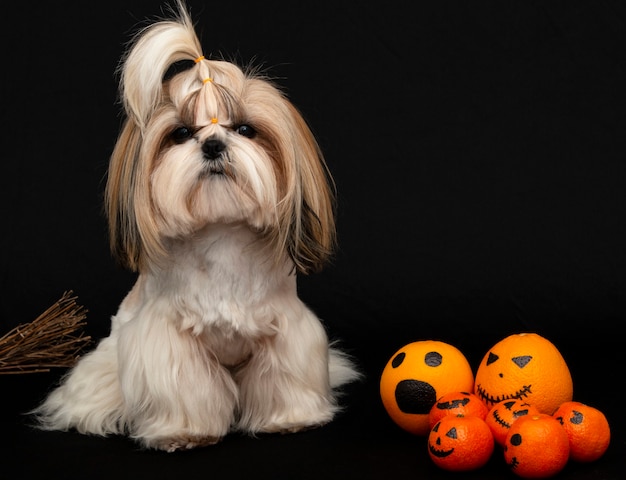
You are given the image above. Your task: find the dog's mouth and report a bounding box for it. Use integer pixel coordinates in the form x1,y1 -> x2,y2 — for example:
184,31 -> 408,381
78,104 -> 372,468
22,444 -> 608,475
206,163 -> 226,175
201,159 -> 234,178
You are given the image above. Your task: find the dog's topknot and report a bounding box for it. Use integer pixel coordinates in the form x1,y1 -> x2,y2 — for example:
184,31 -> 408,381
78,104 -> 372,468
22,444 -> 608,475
118,0 -> 202,131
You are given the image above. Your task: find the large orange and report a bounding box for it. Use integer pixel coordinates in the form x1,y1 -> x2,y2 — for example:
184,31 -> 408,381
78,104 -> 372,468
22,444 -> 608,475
428,414 -> 495,471
553,401 -> 611,463
504,413 -> 570,478
474,333 -> 573,414
380,340 -> 474,436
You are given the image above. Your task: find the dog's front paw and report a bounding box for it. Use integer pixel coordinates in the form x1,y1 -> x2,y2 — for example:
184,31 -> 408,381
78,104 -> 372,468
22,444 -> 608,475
149,434 -> 222,452
275,422 -> 326,435
254,407 -> 334,435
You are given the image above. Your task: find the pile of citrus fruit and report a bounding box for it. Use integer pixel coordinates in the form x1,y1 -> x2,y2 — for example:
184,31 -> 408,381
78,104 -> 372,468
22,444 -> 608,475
380,333 -> 611,477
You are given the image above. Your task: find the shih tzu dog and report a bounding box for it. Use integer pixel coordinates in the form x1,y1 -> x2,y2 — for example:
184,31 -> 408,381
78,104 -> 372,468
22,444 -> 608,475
33,1 -> 359,452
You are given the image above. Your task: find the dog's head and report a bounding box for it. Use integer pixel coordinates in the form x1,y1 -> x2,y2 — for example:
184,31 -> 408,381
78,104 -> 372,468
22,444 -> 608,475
106,2 -> 336,274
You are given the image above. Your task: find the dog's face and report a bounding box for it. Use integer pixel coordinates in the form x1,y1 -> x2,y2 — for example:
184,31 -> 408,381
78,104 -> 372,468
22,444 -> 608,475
148,61 -> 285,237
105,13 -> 336,274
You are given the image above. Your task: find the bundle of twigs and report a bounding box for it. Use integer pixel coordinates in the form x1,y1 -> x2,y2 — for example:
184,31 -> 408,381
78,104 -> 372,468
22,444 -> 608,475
0,291 -> 91,374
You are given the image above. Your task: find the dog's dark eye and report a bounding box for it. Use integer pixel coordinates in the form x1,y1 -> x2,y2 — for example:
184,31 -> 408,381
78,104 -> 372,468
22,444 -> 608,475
171,126 -> 193,143
235,124 -> 256,139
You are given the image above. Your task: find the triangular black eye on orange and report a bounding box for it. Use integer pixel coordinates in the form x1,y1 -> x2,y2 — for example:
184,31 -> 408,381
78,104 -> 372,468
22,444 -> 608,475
503,400 -> 517,410
511,356 -> 532,368
486,352 -> 499,366
446,427 -> 458,439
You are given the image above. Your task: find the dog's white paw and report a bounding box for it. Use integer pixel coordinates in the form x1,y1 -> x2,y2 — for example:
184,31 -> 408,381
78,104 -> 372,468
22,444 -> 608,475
149,434 -> 222,452
255,407 -> 335,435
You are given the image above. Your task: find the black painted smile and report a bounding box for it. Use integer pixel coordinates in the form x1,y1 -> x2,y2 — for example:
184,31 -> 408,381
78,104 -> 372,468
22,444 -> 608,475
429,444 -> 454,458
475,384 -> 532,407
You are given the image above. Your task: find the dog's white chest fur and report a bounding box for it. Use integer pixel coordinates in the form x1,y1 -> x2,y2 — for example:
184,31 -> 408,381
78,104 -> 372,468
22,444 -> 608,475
115,224 -> 292,366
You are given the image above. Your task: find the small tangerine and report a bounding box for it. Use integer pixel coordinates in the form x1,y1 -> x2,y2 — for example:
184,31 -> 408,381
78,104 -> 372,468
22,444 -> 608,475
428,391 -> 488,430
428,414 -> 495,472
485,399 -> 541,446
553,401 -> 610,463
504,413 -> 569,478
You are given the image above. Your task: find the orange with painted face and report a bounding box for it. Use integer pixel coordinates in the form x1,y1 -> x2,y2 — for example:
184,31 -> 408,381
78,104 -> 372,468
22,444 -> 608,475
503,413 -> 569,478
428,414 -> 495,471
474,333 -> 573,415
380,340 -> 474,436
553,401 -> 611,463
485,399 -> 540,446
429,391 -> 489,430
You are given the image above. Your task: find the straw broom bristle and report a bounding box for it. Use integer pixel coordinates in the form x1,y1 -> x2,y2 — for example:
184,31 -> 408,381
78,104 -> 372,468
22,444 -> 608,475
0,291 -> 91,374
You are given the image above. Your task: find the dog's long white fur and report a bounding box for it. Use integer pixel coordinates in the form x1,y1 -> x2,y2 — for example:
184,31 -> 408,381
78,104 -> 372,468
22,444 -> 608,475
33,1 -> 359,452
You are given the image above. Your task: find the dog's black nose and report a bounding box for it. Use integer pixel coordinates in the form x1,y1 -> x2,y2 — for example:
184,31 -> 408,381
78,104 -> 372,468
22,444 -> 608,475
202,139 -> 226,160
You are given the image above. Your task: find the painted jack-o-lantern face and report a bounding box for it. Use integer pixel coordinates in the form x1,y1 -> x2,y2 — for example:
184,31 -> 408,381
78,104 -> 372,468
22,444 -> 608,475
429,418 -> 462,463
485,399 -> 540,446
474,333 -> 573,414
380,340 -> 474,435
428,415 -> 495,471
429,391 -> 488,430
553,401 -> 611,463
503,413 -> 570,478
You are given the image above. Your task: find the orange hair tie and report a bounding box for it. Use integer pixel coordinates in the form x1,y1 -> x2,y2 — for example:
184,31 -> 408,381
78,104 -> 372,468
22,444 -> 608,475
194,55 -> 205,63
202,77 -> 213,84
210,118 -> 218,124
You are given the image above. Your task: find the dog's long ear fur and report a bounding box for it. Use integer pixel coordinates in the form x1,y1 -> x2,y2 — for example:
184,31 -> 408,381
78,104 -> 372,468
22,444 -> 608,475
106,1 -> 202,271
276,103 -> 337,275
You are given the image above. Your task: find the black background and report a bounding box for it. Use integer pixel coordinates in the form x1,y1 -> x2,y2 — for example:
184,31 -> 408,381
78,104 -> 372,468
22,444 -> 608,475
1,1 -> 624,479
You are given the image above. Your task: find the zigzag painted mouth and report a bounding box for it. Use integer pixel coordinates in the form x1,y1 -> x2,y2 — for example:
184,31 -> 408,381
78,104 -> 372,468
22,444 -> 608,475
475,384 -> 532,408
428,444 -> 454,458
492,409 -> 512,428
508,456 -> 520,470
